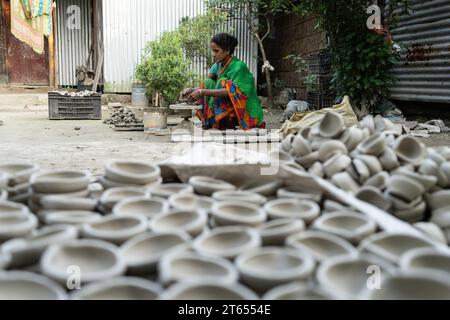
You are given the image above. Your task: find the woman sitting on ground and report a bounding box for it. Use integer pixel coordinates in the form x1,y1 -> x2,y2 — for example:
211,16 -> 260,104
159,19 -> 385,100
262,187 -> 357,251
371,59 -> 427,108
186,33 -> 265,130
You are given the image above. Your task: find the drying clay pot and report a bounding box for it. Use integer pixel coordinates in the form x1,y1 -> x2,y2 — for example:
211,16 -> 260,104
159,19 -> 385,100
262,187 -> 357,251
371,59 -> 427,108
286,231 -> 357,262
0,190 -> 7,202
257,219 -> 305,246
431,208 -> 450,229
359,115 -> 375,134
100,187 -> 150,212
236,247 -> 315,292
40,195 -> 98,211
361,273 -> 450,300
168,194 -> 214,213
331,172 -> 360,194
353,155 -> 383,176
393,200 -> 426,223
414,222 -> 448,245
281,134 -> 294,153
149,210 -> 207,237
400,247 -> 450,277
71,277 -> 163,300
317,254 -> 394,299
356,186 -> 392,212
81,215 -> 148,245
99,176 -> 141,190
426,190 -> 450,211
0,172 -> 8,189
343,127 -> 365,152
44,211 -> 102,227
6,182 -> 30,197
113,197 -> 169,219
318,111 -> 345,138
312,211 -> 377,245
291,135 -> 311,157
347,158 -> 371,184
239,180 -> 283,197
379,148 -> 400,171
189,176 -> 236,196
318,140 -> 348,162
119,232 -> 191,275
429,149 -> 447,166
158,251 -> 238,285
0,252 -> 11,270
0,271 -> 67,300
264,198 -> 320,224
359,232 -> 436,264
308,162 -> 324,178
30,170 -> 91,194
0,162 -> 39,186
386,175 -> 425,202
323,154 -> 352,178
150,183 -> 194,198
440,162 -> 450,183
296,151 -> 320,169
1,225 -> 78,268
323,200 -> 350,213
193,227 -> 261,260
357,133 -> 387,156
395,167 -> 437,192
419,159 -> 448,188
387,192 -> 422,212
364,171 -> 389,191
0,200 -> 30,216
394,136 -> 427,165
276,187 -> 322,202
211,201 -> 267,227
212,191 -> 267,206
105,160 -> 161,185
0,210 -> 37,243
271,150 -> 295,165
160,280 -> 258,300
40,239 -> 126,284
263,282 -> 333,300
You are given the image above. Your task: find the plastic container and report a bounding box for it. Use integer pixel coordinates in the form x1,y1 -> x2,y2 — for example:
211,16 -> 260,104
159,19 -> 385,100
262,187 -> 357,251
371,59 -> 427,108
132,83 -> 149,108
48,92 -> 102,120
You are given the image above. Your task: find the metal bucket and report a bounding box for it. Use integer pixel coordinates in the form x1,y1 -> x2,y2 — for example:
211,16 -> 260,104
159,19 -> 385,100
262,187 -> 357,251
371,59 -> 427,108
143,107 -> 168,133
132,83 -> 149,108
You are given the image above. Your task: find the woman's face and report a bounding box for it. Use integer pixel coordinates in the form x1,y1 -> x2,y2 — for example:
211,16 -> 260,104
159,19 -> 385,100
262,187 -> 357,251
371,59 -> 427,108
211,42 -> 230,63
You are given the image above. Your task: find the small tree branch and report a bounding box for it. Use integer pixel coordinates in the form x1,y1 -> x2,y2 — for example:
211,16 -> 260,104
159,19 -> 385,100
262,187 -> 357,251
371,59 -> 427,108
261,15 -> 271,42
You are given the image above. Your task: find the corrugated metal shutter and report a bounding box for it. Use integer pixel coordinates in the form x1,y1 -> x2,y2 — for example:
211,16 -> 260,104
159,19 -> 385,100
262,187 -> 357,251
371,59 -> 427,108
56,0 -> 92,87
102,0 -> 258,93
389,0 -> 450,104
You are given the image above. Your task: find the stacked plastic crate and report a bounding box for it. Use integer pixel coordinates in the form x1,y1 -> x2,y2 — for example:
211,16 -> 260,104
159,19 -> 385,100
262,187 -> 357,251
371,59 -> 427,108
306,49 -> 336,110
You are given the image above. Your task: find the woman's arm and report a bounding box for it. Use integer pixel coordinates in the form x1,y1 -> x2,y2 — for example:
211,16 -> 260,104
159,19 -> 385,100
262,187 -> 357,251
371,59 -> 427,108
187,88 -> 228,102
202,88 -> 228,98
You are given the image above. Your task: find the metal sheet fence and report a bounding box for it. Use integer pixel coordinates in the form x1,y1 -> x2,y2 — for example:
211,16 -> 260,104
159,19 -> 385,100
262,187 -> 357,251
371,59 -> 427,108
101,0 -> 258,93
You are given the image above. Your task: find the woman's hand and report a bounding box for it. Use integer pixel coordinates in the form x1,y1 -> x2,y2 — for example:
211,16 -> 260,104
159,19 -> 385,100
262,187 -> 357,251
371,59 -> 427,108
187,89 -> 203,103
182,88 -> 195,97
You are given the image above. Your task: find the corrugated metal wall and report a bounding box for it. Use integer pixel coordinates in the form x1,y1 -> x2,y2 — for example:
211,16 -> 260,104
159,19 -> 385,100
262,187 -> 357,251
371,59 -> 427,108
56,0 -> 92,87
102,0 -> 258,93
389,0 -> 450,104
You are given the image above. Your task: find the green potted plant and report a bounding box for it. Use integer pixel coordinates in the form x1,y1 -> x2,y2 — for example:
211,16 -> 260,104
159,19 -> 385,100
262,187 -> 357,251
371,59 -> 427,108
135,31 -> 195,132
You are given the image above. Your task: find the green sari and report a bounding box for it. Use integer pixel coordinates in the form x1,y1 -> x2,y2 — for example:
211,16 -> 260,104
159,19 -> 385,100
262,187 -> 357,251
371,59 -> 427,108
196,56 -> 265,130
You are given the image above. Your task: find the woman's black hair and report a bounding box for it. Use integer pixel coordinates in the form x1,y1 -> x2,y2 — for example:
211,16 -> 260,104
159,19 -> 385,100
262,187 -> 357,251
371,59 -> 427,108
211,33 -> 239,55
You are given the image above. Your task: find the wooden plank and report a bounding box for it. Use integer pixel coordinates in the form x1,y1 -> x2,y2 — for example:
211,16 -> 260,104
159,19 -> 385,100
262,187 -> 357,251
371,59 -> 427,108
0,0 -> 8,82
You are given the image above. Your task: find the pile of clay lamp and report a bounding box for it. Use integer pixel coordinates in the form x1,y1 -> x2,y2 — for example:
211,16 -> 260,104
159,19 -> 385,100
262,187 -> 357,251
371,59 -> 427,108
0,113 -> 449,300
103,108 -> 142,126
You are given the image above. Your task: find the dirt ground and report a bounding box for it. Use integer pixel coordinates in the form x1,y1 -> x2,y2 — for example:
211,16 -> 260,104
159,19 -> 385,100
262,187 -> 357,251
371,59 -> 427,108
0,104 -> 284,175
1,102 -> 449,175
